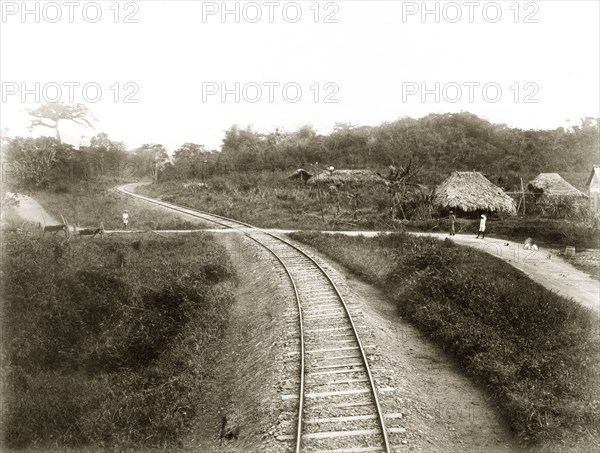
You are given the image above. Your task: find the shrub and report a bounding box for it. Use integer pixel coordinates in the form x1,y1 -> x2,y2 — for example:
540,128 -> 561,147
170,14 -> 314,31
2,234 -> 235,450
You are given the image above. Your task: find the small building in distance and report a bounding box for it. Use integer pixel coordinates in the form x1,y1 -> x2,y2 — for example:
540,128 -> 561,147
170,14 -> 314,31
587,166 -> 600,213
288,168 -> 313,183
433,171 -> 516,215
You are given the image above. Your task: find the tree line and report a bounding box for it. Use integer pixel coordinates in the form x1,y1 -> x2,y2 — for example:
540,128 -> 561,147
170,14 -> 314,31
2,104 -> 597,192
211,113 -> 598,189
1,132 -> 169,191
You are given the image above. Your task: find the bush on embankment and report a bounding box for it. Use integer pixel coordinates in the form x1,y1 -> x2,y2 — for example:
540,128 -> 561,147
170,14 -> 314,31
1,234 -> 235,450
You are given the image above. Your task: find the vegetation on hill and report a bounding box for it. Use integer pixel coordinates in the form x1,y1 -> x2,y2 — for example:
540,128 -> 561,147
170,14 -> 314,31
187,113 -> 598,190
2,112 -> 597,193
290,232 -> 600,446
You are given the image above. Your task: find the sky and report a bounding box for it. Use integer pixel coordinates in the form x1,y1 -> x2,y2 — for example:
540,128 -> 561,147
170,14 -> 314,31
1,0 -> 599,153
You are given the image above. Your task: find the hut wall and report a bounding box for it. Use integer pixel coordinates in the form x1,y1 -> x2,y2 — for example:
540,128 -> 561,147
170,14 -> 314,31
590,171 -> 600,213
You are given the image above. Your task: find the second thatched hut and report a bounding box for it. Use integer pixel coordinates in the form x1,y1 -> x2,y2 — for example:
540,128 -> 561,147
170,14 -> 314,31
433,171 -> 516,215
527,173 -> 588,200
525,173 -> 588,218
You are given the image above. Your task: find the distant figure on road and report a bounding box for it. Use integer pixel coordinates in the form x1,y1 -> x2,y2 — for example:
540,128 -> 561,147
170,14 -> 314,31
476,214 -> 486,239
448,211 -> 456,236
122,210 -> 129,230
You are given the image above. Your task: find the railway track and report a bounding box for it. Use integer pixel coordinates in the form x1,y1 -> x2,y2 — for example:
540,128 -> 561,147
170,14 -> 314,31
117,184 -> 400,453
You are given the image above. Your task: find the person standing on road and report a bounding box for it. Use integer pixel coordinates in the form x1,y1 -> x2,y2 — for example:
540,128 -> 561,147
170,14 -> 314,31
122,210 -> 129,230
476,214 -> 486,239
448,210 -> 456,236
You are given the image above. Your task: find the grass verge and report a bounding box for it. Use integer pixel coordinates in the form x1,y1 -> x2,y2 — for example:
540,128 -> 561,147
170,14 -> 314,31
136,176 -> 391,231
31,180 -> 204,230
290,231 -> 600,445
1,233 -> 235,451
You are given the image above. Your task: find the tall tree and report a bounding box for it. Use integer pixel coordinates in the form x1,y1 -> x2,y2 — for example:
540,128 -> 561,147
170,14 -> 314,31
172,143 -> 212,178
133,144 -> 168,180
27,102 -> 95,142
85,132 -> 127,178
221,125 -> 265,168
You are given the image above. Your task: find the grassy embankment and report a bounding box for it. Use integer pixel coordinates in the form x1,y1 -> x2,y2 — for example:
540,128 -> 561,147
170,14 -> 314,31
1,233 -> 235,451
30,180 -> 203,230
138,176 -> 598,250
290,231 -> 600,446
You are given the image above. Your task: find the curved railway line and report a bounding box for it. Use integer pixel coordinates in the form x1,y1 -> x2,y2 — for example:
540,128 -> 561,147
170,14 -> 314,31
117,184 -> 402,453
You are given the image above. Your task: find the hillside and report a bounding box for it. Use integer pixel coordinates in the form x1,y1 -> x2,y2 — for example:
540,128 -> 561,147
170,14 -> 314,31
215,113 -> 599,190
3,113 -> 598,194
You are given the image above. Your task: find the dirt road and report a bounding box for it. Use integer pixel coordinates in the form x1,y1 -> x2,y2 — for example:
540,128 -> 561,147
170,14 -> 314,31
4,192 -> 58,225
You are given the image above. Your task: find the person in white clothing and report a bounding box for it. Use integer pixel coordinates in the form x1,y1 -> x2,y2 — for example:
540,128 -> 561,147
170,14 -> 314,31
476,214 -> 486,239
122,210 -> 129,230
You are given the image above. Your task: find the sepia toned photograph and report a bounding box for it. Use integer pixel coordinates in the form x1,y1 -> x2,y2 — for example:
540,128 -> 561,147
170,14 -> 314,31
1,1 -> 599,452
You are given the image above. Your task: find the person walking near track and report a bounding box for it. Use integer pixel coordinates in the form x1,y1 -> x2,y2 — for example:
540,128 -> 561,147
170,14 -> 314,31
476,214 -> 486,239
448,210 -> 456,236
122,210 -> 129,230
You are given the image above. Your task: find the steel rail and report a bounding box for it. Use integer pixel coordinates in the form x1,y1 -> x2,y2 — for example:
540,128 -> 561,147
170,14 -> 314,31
116,183 -> 390,453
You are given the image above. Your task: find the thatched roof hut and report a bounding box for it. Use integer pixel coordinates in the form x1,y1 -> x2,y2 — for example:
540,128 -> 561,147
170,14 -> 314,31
527,173 -> 587,199
307,169 -> 382,186
433,171 -> 516,215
